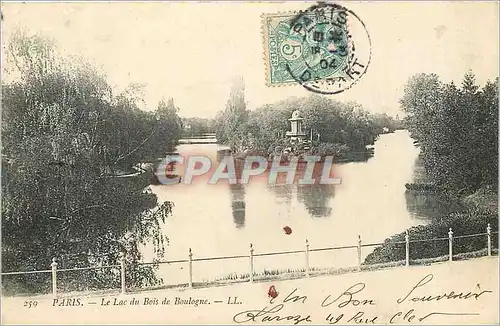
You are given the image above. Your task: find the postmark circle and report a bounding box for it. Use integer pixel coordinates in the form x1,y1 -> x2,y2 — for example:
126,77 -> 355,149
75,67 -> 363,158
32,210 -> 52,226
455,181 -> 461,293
280,2 -> 372,94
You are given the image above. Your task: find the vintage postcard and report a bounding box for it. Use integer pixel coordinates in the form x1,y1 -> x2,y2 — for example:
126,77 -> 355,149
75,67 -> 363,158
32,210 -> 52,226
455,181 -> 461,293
1,1 -> 498,325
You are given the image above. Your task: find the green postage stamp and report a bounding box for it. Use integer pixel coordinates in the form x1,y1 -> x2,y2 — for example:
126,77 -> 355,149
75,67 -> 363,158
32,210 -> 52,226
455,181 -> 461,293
262,3 -> 372,94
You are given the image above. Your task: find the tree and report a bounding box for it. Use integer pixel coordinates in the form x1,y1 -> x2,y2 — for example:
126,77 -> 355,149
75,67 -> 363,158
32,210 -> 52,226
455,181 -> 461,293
1,31 -> 178,294
214,91 -> 386,157
214,76 -> 250,152
246,103 -> 292,154
156,98 -> 183,153
400,72 -> 498,194
181,117 -> 214,138
478,77 -> 499,191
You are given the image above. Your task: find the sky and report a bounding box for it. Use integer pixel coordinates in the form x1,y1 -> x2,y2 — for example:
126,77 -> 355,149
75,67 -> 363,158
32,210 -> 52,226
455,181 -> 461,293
1,1 -> 499,118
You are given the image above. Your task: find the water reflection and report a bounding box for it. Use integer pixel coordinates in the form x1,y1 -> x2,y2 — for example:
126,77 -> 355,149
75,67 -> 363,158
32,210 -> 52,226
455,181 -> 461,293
404,155 -> 464,220
229,183 -> 246,228
297,183 -> 335,218
405,192 -> 458,220
148,131 -> 441,283
266,184 -> 293,205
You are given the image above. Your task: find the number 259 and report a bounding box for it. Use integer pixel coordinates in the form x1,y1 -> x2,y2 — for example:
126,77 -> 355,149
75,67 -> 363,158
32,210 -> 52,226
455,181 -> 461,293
24,300 -> 38,308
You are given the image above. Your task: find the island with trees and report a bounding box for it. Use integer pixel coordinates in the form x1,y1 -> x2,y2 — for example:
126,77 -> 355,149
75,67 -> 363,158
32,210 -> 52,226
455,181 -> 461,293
2,30 -> 496,296
213,76 -> 403,163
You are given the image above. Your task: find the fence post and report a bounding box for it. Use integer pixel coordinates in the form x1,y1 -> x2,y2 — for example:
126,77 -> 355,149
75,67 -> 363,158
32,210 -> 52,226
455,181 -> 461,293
487,223 -> 492,256
249,243 -> 254,283
51,258 -> 57,297
405,230 -> 410,267
448,228 -> 453,262
120,253 -> 126,294
357,235 -> 362,271
188,248 -> 193,288
305,239 -> 310,278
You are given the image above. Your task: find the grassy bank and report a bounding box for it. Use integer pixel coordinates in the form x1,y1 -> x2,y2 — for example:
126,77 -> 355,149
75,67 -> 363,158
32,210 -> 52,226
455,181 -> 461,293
463,186 -> 498,215
366,148 -> 499,265
364,206 -> 498,265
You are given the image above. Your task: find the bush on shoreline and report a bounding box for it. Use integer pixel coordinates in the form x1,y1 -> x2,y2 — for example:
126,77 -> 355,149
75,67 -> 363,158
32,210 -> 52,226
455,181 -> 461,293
364,209 -> 498,265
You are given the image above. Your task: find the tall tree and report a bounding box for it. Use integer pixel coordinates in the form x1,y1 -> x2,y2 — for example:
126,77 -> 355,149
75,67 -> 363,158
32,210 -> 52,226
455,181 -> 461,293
156,98 -> 183,153
1,31 -> 177,293
214,76 -> 250,152
401,72 -> 498,194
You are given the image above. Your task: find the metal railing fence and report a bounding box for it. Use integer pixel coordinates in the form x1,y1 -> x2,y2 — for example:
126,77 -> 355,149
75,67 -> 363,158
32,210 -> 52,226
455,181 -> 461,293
2,224 -> 498,297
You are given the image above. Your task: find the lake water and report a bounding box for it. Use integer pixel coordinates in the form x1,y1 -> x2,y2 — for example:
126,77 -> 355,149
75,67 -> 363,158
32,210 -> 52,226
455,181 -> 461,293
146,130 -> 434,285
